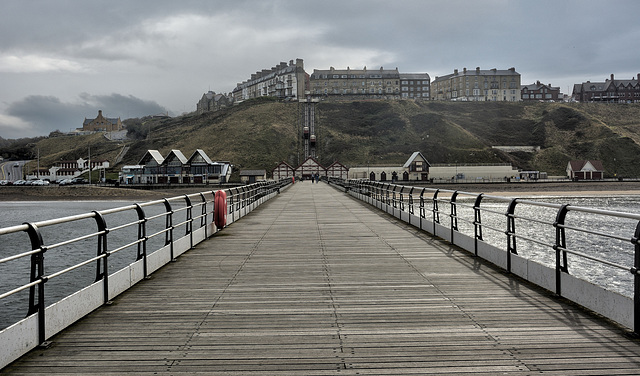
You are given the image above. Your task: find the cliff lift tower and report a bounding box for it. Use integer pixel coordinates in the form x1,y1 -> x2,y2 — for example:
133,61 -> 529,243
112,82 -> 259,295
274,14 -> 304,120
300,96 -> 319,161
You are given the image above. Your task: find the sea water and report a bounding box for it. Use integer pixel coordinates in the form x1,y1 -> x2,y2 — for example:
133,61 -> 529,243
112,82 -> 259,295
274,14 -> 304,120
0,200 -> 188,330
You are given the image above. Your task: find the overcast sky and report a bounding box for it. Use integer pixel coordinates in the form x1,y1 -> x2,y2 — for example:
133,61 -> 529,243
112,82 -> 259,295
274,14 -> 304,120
1,0 -> 639,138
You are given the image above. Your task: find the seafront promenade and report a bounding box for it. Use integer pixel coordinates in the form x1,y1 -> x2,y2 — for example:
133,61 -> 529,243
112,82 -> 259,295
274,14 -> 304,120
3,182 -> 640,375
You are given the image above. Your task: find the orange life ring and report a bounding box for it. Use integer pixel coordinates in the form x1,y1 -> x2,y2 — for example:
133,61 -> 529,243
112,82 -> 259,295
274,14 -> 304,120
214,190 -> 227,228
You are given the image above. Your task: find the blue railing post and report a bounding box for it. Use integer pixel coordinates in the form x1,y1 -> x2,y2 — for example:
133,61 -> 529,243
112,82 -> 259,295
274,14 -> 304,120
24,222 -> 47,346
134,204 -> 148,279
473,194 -> 484,257
554,204 -> 570,295
92,211 -> 110,304
506,198 -> 518,273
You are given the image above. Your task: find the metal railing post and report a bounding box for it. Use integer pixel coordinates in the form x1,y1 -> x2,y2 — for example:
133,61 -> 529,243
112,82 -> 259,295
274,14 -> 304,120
385,184 -> 391,206
392,186 -> 397,209
408,187 -> 414,215
92,211 -> 110,304
450,191 -> 459,242
184,195 -> 193,249
24,222 -> 47,346
134,204 -> 148,279
432,189 -> 440,236
633,221 -> 640,336
200,193 -> 208,238
554,204 -> 570,295
473,194 -> 484,257
506,198 -> 518,273
163,199 -> 175,260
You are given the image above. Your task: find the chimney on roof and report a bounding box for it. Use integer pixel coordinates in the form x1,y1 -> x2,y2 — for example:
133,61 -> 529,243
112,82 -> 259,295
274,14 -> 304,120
536,80 -> 541,85
98,110 -> 102,117
611,73 -> 615,81
637,73 -> 640,81
476,67 -> 480,73
463,67 -> 467,74
509,67 -> 515,72
454,69 -> 458,75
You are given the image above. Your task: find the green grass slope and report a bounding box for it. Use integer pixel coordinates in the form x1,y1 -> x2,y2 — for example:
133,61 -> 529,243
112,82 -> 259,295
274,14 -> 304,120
17,99 -> 640,178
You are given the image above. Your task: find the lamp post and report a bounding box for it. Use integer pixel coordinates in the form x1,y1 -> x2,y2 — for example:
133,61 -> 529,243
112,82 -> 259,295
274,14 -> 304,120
455,161 -> 458,182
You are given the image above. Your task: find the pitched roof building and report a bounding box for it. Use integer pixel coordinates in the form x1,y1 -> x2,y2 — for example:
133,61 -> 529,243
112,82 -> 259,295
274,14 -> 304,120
196,91 -> 231,114
83,110 -> 123,132
566,160 -> 605,180
431,67 -> 521,101
572,74 -> 640,103
232,59 -> 308,102
309,66 -> 430,100
521,81 -> 561,101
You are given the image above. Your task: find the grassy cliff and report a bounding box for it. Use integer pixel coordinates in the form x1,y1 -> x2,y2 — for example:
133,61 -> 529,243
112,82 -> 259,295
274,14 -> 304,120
17,99 -> 640,178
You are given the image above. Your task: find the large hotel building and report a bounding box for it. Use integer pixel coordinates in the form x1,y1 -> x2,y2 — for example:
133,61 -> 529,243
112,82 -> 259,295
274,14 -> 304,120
309,67 -> 430,100
431,67 -> 521,101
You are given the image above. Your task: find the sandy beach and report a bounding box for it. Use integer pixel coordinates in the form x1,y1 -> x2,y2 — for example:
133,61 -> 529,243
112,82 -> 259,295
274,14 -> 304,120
1,181 -> 640,202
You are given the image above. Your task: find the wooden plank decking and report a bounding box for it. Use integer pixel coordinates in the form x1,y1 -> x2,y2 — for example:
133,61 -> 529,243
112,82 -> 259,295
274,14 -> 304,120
3,182 -> 640,375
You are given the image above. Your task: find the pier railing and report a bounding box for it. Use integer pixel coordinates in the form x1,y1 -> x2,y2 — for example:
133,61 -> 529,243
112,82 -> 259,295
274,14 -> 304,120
0,179 -> 291,368
331,178 -> 640,335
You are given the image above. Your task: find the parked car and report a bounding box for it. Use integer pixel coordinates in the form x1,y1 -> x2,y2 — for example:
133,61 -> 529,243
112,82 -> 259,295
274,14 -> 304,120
31,179 -> 50,186
0,180 -> 9,186
58,179 -> 73,186
71,178 -> 89,184
13,180 -> 26,185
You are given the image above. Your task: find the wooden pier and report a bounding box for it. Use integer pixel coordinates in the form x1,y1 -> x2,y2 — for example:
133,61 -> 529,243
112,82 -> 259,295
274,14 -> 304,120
3,182 -> 640,375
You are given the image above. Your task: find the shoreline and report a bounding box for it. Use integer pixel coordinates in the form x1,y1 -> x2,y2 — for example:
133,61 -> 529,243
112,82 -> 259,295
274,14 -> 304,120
1,181 -> 640,201
0,186 -> 206,202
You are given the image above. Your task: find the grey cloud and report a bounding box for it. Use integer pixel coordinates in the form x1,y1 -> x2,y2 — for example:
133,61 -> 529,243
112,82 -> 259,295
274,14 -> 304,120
3,94 -> 168,138
1,0 -> 640,138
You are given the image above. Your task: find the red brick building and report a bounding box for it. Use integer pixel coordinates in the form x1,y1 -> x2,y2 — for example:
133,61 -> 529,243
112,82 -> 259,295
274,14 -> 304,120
572,74 -> 640,103
521,81 -> 561,101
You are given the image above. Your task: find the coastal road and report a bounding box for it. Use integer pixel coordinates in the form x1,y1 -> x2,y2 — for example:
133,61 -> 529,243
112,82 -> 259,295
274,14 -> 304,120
0,161 -> 25,182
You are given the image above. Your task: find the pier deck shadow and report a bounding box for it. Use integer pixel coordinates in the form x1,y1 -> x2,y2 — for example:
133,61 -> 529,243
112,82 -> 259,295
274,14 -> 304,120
4,182 -> 640,375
